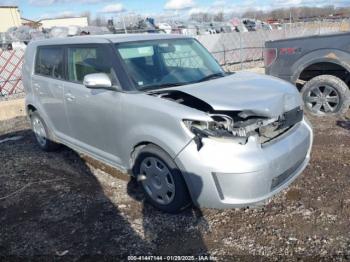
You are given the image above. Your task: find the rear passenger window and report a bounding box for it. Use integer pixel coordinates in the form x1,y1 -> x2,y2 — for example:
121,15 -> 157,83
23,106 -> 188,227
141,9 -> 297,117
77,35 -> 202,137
67,46 -> 114,82
35,47 -> 64,79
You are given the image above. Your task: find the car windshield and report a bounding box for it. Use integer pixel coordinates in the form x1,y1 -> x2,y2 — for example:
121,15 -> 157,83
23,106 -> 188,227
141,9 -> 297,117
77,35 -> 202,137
115,38 -> 226,91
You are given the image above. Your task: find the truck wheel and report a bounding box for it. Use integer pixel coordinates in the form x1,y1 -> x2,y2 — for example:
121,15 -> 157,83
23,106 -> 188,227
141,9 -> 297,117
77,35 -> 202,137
29,111 -> 61,152
133,144 -> 191,213
301,75 -> 350,116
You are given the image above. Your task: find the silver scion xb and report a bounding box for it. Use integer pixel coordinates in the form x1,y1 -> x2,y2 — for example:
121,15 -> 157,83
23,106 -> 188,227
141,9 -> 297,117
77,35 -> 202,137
23,34 -> 313,213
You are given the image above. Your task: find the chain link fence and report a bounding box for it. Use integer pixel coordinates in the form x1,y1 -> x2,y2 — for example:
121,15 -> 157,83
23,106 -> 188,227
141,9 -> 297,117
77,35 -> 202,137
0,49 -> 24,99
0,19 -> 349,99
197,19 -> 350,71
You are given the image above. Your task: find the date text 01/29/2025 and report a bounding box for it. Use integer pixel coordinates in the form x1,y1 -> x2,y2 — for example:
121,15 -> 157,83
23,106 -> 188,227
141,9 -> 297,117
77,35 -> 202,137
127,255 -> 218,261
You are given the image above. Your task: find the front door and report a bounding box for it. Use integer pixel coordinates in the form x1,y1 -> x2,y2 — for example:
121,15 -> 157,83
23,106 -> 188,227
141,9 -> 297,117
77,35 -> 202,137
63,45 -> 124,166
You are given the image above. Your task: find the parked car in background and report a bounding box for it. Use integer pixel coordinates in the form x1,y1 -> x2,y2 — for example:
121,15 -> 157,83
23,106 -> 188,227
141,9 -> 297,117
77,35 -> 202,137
242,19 -> 257,31
157,23 -> 172,34
23,34 -> 313,213
265,32 -> 350,116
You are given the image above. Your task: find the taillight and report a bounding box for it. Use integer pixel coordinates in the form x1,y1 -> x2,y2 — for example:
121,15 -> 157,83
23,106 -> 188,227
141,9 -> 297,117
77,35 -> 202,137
279,47 -> 297,55
264,48 -> 277,67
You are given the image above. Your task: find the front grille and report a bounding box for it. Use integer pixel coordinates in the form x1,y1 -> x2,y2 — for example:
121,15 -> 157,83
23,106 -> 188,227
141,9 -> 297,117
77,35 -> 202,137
271,159 -> 304,190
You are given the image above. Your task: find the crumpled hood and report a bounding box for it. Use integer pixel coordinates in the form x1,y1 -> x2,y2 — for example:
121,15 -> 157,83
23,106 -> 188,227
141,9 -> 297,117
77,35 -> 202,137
165,71 -> 303,117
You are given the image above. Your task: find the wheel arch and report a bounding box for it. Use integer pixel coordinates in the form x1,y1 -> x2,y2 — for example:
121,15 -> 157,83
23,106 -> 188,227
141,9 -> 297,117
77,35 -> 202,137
26,104 -> 37,115
129,141 -> 195,202
130,141 -> 152,174
129,141 -> 181,175
291,49 -> 350,87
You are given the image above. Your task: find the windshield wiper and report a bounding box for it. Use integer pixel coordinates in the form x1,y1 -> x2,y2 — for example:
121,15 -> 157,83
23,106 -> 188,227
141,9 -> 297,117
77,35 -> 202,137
140,73 -> 226,91
140,82 -> 189,91
196,72 -> 226,83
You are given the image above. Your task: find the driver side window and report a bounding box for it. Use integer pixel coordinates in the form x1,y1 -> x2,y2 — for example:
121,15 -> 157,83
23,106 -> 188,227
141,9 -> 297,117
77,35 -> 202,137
67,46 -> 115,83
161,44 -> 205,69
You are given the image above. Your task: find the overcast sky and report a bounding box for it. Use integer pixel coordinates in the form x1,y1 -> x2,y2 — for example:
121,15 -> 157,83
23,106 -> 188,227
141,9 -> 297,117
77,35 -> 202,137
1,0 -> 348,20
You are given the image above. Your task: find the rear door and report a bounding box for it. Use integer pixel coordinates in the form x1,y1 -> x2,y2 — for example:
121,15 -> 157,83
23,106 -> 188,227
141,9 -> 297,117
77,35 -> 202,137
63,44 -> 124,166
32,46 -> 70,136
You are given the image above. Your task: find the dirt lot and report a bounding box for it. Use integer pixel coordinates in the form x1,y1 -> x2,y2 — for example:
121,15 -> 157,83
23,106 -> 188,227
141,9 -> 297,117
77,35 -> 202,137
0,113 -> 349,261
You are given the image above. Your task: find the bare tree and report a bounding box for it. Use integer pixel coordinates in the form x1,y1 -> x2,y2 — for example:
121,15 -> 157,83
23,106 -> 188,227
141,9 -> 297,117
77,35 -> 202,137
80,11 -> 92,25
91,15 -> 107,26
241,5 -> 347,21
190,12 -> 211,22
214,12 -> 224,22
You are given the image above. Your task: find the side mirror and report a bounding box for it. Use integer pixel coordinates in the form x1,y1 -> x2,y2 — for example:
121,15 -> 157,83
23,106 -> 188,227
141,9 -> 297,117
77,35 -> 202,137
83,73 -> 114,90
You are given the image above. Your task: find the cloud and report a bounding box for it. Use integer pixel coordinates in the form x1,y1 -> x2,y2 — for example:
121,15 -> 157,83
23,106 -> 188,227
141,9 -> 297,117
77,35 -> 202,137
271,0 -> 308,7
39,10 -> 76,19
188,0 -> 263,15
188,0 -> 340,16
189,0 -> 347,16
164,0 -> 195,10
29,0 -> 106,6
28,0 -> 53,5
100,3 -> 125,13
212,0 -> 226,7
188,7 -> 209,15
270,0 -> 346,8
0,0 -> 19,4
188,1 -> 243,15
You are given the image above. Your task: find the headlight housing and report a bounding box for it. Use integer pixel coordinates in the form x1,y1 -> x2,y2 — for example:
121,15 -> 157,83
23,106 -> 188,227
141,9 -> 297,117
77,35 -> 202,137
183,116 -> 241,138
183,119 -> 210,131
182,117 -> 249,150
183,119 -> 218,137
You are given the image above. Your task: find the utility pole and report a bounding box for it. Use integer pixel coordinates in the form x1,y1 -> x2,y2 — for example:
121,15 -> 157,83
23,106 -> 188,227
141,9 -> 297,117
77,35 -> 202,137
289,8 -> 292,34
289,9 -> 292,24
121,14 -> 127,34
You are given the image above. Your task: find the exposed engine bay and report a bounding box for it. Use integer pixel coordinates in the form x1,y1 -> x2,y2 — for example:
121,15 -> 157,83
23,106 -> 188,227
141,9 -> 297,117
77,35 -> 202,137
148,90 -> 303,149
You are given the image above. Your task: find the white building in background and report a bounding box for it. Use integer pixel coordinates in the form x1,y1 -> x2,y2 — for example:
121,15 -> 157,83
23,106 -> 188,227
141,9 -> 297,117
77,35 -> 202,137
38,17 -> 88,29
0,6 -> 21,32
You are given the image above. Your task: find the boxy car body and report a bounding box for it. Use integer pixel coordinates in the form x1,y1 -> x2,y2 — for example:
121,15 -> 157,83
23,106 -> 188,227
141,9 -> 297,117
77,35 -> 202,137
23,34 -> 313,212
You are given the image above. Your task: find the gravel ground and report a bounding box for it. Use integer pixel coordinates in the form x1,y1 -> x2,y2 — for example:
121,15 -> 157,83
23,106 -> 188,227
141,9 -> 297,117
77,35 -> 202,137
0,114 -> 349,261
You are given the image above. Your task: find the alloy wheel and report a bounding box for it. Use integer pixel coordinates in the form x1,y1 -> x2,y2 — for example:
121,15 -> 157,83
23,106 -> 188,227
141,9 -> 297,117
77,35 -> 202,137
304,84 -> 340,114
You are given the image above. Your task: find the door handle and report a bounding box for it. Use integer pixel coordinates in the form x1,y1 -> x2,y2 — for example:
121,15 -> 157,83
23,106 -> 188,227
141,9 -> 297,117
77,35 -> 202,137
33,83 -> 40,91
65,93 -> 76,102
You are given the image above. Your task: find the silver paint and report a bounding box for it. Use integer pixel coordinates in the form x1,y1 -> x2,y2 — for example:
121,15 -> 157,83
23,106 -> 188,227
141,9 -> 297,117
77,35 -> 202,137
23,35 -> 313,208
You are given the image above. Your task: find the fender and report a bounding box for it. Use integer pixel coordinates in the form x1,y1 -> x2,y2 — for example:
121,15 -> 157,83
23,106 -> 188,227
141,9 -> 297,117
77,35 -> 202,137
122,123 -> 194,171
291,49 -> 350,84
25,95 -> 59,142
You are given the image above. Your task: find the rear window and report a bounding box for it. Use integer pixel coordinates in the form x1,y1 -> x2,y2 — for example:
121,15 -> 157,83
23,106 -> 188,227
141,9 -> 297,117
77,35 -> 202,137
35,47 -> 64,79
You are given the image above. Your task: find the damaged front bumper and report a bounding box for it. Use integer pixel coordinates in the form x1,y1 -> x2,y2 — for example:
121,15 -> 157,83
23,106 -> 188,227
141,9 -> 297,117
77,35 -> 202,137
174,118 -> 313,209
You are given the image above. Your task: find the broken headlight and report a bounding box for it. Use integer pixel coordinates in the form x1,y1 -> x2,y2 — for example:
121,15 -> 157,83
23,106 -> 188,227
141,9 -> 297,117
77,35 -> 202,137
183,119 -> 217,137
183,115 -> 240,138
183,114 -> 280,139
183,117 -> 249,151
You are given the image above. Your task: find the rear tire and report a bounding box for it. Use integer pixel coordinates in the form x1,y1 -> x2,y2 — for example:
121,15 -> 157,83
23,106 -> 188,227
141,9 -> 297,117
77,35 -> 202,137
29,111 -> 61,152
301,75 -> 350,116
133,144 -> 191,213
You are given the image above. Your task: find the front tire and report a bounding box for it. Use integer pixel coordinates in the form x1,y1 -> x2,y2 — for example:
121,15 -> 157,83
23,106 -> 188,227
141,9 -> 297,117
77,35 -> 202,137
133,144 -> 191,213
301,75 -> 350,116
29,111 -> 60,152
